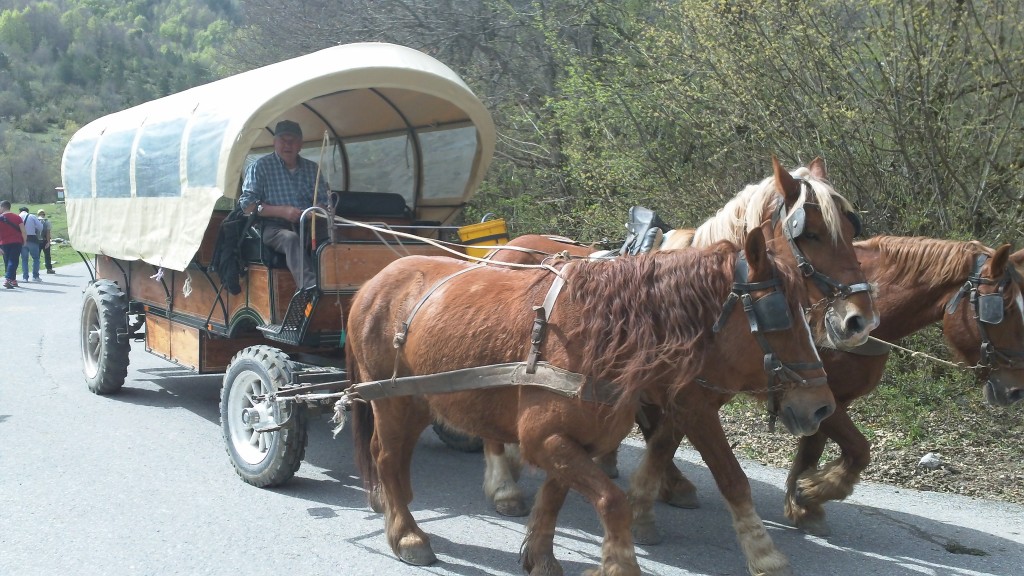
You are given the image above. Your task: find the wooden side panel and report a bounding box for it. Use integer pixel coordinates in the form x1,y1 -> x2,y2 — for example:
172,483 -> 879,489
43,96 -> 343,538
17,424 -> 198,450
146,315 -> 172,359
318,243 -> 450,291
201,335 -> 266,373
145,315 -> 199,370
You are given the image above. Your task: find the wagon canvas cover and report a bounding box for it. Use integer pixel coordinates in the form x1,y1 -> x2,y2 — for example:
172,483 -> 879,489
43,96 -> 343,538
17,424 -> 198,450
62,42 -> 495,271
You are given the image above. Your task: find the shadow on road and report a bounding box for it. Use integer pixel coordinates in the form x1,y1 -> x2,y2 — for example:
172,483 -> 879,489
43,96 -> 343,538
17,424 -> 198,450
98,355 -> 1024,576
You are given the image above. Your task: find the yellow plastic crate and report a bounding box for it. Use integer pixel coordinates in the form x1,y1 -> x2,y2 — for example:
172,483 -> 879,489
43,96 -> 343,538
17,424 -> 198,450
458,218 -> 509,258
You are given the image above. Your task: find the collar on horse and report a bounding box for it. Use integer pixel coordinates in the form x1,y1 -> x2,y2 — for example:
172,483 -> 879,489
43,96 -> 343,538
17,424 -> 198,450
708,250 -> 827,430
945,253 -> 1024,373
769,180 -> 870,300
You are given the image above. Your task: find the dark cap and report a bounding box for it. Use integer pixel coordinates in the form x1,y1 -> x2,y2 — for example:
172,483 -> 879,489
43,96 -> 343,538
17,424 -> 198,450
18,206 -> 28,213
274,120 -> 302,139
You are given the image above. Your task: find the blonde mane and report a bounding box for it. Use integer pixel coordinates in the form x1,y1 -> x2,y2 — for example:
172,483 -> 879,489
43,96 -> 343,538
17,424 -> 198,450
857,236 -> 990,289
676,166 -> 854,249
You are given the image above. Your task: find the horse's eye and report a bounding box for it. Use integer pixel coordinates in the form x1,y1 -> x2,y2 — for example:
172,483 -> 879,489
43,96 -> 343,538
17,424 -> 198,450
801,232 -> 821,242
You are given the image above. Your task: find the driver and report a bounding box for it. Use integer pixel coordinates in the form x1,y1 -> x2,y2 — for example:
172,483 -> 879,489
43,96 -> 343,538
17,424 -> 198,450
239,120 -> 329,291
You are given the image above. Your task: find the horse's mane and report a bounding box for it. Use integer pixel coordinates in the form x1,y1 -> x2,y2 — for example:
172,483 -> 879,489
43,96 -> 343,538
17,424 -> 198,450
689,166 -> 854,248
858,235 -> 990,288
564,241 -> 808,407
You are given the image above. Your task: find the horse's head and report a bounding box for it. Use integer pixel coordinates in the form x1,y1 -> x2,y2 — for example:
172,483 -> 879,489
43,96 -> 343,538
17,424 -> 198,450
714,229 -> 835,436
764,156 -> 878,350
943,244 -> 1024,406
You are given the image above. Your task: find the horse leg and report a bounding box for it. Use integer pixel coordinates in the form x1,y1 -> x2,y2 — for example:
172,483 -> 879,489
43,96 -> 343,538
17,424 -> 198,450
522,476 -> 569,576
627,408 -> 686,545
786,408 -> 869,537
594,448 -> 620,479
685,408 -> 791,576
783,430 -> 827,535
658,461 -> 699,509
526,434 -> 640,576
367,428 -> 385,513
373,398 -> 436,566
483,440 -> 530,517
637,403 -> 699,508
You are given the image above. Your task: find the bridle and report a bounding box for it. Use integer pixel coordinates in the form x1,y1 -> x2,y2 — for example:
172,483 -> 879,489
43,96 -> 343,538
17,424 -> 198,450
706,251 -> 827,427
945,253 -> 1024,376
769,180 -> 872,301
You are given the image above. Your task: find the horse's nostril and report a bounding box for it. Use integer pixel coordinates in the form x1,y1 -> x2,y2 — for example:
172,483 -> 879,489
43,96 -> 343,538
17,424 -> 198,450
814,404 -> 835,423
845,315 -> 866,334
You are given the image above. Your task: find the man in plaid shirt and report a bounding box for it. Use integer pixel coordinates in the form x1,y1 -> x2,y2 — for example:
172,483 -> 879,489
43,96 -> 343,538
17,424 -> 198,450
239,120 -> 329,290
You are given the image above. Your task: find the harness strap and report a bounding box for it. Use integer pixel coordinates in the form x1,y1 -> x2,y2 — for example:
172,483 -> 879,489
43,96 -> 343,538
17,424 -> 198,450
347,361 -> 618,405
526,269 -> 568,373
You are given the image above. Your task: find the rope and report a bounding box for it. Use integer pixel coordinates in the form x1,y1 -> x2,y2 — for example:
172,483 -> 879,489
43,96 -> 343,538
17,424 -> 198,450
329,214 -> 582,277
864,335 -> 975,371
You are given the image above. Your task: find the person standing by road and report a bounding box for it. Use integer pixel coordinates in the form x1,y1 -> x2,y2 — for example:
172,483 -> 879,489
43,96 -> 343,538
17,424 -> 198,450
238,120 -> 330,291
36,209 -> 54,274
19,206 -> 43,282
0,200 -> 26,288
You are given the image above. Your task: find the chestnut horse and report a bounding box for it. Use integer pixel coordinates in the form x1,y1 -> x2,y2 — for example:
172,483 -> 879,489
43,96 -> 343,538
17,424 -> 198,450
346,230 -> 834,576
505,236 -> 1024,544
478,158 -> 875,574
773,236 -> 1024,536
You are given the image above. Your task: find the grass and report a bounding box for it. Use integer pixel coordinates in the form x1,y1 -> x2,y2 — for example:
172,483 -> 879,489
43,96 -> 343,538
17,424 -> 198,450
19,202 -> 86,269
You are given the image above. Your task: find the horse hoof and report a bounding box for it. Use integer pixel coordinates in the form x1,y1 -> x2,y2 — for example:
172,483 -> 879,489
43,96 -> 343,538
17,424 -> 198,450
797,516 -> 831,537
495,497 -> 530,517
368,488 -> 384,513
661,490 -> 699,509
397,541 -> 437,566
632,522 -> 663,546
527,558 -> 564,576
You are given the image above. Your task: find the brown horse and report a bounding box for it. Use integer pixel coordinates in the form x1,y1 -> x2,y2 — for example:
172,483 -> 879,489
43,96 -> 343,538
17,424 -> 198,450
347,230 -> 834,576
493,158 -> 877,352
772,236 -> 1024,536
620,237 -> 1024,543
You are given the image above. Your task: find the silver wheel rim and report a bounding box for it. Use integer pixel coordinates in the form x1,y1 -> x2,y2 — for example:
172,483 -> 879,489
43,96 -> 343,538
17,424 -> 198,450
226,367 -> 277,466
81,298 -> 101,379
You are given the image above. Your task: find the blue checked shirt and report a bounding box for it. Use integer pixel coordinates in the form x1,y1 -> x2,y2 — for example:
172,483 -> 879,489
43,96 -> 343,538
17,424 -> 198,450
239,153 -> 329,213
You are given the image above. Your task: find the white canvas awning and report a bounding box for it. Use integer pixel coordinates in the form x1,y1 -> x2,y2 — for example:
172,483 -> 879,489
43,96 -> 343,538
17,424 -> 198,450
62,42 -> 495,271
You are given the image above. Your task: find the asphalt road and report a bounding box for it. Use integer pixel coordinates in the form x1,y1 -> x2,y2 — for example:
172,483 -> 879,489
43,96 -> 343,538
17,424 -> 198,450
2,262 -> 1022,576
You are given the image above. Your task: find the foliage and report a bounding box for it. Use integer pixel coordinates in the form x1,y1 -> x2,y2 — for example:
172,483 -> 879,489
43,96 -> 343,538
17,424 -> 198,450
0,0 -> 240,203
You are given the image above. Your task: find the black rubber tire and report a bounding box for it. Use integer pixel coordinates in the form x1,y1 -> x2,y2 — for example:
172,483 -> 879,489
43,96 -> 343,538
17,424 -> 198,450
432,422 -> 484,453
80,280 -> 131,395
220,345 -> 308,487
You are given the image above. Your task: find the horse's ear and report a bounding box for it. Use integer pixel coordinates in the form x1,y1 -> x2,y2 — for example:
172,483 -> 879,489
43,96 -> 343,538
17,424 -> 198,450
744,227 -> 769,278
988,244 -> 1012,277
808,157 -> 828,180
1010,247 -> 1024,268
772,155 -> 800,207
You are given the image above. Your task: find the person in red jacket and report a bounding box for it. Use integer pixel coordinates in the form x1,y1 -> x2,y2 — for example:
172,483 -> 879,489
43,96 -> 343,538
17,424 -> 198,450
0,200 -> 27,288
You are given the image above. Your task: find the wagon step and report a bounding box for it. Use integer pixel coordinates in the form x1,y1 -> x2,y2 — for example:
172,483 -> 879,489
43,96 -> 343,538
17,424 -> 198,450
258,288 -> 319,345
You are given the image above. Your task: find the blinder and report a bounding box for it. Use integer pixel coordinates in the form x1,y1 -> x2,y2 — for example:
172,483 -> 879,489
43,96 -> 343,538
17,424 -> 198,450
712,253 -> 794,334
944,252 -> 1024,374
977,293 -> 1005,325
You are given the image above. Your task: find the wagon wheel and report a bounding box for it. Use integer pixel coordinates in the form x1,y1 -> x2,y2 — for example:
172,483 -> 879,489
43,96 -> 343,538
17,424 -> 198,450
220,345 -> 308,487
80,280 -> 131,395
432,422 -> 484,453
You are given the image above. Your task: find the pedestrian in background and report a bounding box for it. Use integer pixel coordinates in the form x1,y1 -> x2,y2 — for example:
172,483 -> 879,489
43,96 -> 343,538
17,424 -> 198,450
19,206 -> 43,282
36,209 -> 55,274
0,200 -> 26,288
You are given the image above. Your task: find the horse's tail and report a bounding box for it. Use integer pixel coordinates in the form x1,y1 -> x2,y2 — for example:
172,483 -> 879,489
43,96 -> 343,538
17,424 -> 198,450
347,357 -> 379,498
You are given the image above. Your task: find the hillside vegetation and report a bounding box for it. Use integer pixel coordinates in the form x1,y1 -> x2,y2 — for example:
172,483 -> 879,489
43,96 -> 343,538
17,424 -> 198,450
0,0 -> 238,202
